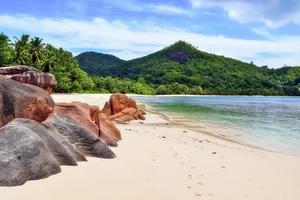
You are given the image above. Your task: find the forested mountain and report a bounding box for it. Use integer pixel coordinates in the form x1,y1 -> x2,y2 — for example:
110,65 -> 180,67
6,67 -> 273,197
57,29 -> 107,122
76,41 -> 300,95
75,52 -> 124,75
1,33 -> 299,95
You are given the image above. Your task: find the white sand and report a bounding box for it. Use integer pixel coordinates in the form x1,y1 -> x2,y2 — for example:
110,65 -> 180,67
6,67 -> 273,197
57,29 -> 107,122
0,94 -> 300,200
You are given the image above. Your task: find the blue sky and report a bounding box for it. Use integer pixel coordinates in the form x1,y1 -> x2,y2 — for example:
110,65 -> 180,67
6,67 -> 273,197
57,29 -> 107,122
0,0 -> 300,67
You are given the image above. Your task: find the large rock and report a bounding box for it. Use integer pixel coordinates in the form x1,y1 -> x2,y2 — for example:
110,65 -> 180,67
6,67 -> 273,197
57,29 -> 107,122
0,65 -> 39,74
96,113 -> 121,147
109,93 -> 138,115
0,65 -> 57,94
45,112 -> 116,159
18,119 -> 86,165
71,101 -> 101,123
54,103 -> 100,136
0,119 -> 61,186
0,75 -> 55,127
101,101 -> 112,116
109,108 -> 146,122
0,113 -> 115,186
101,93 -> 146,123
65,102 -> 122,147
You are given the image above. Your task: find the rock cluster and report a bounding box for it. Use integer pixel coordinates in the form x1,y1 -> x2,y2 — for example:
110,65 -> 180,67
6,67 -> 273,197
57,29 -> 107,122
0,75 -> 55,127
0,65 -> 57,94
102,93 -> 146,123
0,73 -> 145,186
169,52 -> 188,64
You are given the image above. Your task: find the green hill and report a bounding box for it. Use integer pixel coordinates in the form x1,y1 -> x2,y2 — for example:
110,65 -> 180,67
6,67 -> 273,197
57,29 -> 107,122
75,52 -> 124,75
76,41 -> 300,95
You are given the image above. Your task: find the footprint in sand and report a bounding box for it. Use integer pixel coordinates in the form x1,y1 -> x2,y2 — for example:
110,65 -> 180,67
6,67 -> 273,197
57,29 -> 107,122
198,182 -> 204,186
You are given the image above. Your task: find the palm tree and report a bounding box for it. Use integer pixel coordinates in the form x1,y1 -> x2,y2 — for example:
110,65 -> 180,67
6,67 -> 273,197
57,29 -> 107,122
42,44 -> 57,73
30,36 -> 45,68
13,34 -> 30,65
0,33 -> 13,66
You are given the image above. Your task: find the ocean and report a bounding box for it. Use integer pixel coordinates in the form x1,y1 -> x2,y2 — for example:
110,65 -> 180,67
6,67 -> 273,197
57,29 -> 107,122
134,95 -> 300,156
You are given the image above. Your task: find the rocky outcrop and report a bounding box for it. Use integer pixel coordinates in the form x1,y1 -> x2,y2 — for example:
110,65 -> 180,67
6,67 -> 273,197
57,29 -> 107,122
0,75 -> 144,186
96,113 -> 121,147
0,75 -> 55,127
101,93 -> 146,123
169,52 -> 188,64
0,65 -> 57,94
0,65 -> 39,74
0,117 -> 115,186
109,93 -> 138,114
45,112 -> 115,158
20,119 -> 86,164
108,108 -> 146,122
71,101 -> 101,123
54,103 -> 100,136
101,101 -> 112,116
0,119 -> 61,186
54,102 -> 122,147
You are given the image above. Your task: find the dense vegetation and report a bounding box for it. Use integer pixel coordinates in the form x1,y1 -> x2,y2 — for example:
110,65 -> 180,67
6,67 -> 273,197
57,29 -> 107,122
1,33 -> 299,95
76,52 -> 124,75
76,41 -> 300,96
0,33 -> 94,92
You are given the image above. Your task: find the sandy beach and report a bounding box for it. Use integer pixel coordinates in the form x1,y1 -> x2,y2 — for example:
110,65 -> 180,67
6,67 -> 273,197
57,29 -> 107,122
0,94 -> 300,200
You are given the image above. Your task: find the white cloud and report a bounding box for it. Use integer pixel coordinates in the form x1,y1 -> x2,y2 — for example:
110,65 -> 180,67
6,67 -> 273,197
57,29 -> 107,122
91,0 -> 191,16
190,0 -> 300,28
252,28 -> 272,38
0,14 -> 300,67
150,4 -> 192,16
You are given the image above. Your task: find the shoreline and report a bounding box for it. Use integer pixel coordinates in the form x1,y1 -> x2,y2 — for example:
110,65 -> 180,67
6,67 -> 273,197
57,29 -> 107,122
143,103 -> 300,158
1,94 -> 299,200
144,105 -> 269,151
53,93 -> 300,157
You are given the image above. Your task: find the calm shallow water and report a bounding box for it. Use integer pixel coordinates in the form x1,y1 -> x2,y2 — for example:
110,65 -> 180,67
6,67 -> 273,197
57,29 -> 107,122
134,95 -> 300,156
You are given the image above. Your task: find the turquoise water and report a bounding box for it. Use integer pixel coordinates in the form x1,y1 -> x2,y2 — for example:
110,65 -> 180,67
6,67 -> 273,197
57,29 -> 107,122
134,95 -> 300,156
